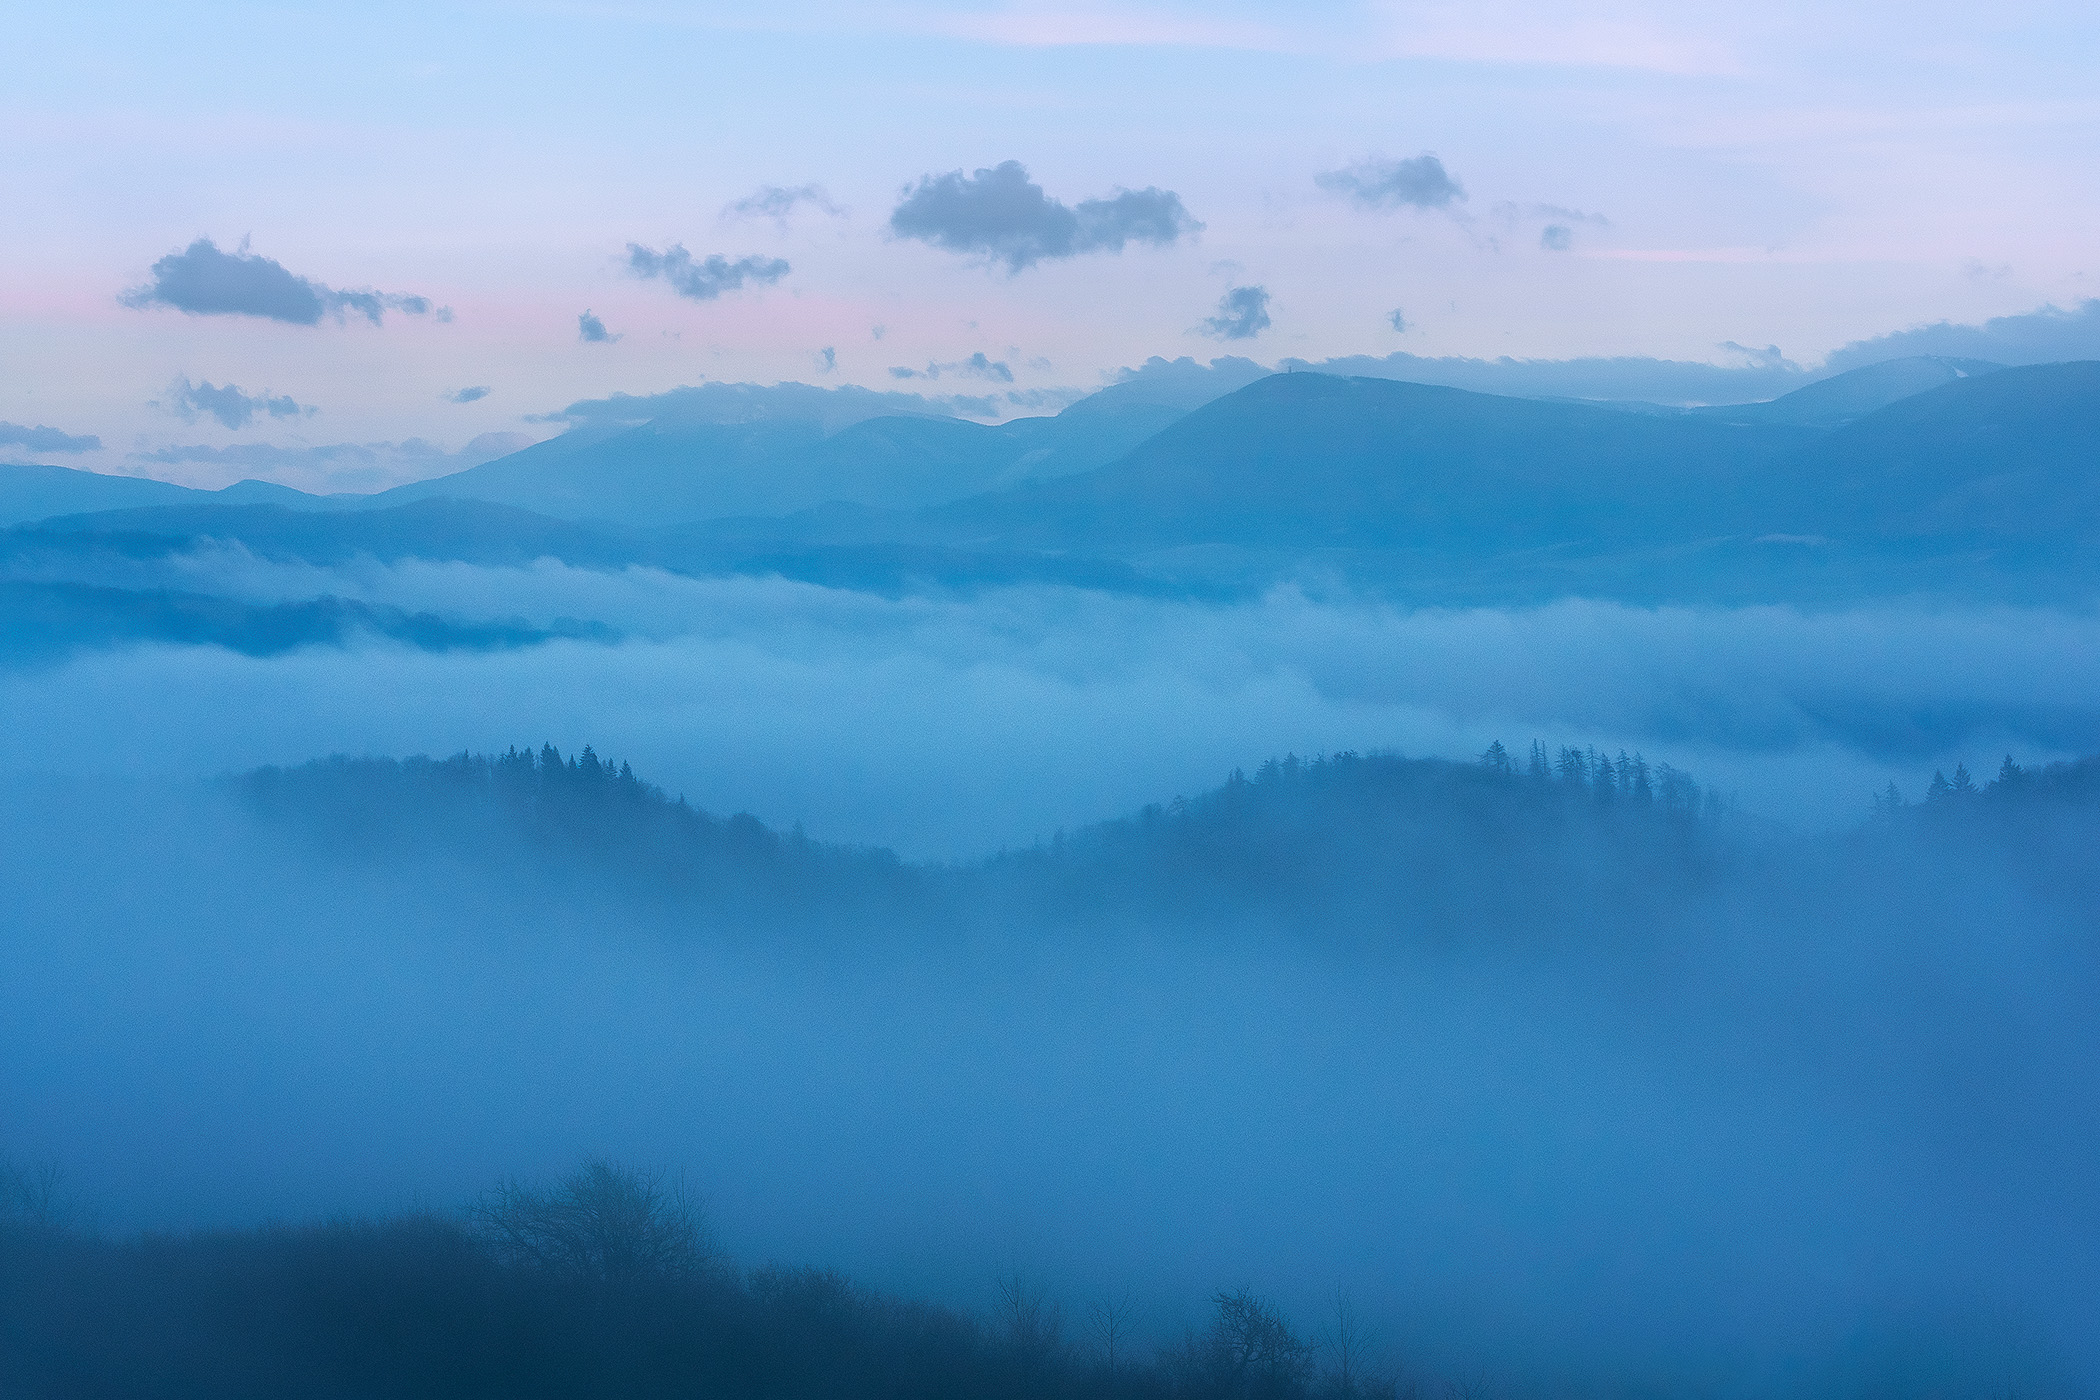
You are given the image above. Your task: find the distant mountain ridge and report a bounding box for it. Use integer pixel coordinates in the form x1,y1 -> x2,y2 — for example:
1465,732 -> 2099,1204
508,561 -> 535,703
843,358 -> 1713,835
7,358 -> 2095,611
362,394 -> 1187,524
0,354 -> 2020,531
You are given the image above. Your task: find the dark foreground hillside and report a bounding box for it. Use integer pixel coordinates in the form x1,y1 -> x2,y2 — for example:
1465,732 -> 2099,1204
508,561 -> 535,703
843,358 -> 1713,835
6,749 -> 2099,1398
0,1160 -> 1381,1400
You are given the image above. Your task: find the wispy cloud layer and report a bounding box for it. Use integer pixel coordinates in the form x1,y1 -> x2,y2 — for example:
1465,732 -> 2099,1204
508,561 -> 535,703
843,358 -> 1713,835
723,183 -> 844,222
0,423 -> 101,454
888,352 -> 1015,382
130,432 -> 531,492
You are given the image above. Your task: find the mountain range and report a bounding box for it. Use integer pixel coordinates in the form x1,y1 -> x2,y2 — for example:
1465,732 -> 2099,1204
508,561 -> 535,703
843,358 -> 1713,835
5,354 -> 2095,627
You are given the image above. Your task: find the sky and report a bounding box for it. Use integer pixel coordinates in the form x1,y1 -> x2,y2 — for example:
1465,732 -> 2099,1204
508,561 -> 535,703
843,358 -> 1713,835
3,0 -> 2098,489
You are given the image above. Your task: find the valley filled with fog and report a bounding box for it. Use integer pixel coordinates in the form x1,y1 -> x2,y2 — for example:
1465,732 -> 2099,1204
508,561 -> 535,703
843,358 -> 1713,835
7,232 -> 2100,1398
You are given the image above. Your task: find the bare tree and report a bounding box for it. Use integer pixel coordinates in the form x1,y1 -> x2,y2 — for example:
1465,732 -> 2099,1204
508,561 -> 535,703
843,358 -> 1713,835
995,1266 -> 1063,1363
473,1157 -> 713,1283
1,1158 -> 72,1229
1089,1287 -> 1136,1371
1210,1286 -> 1314,1395
1316,1287 -> 1405,1398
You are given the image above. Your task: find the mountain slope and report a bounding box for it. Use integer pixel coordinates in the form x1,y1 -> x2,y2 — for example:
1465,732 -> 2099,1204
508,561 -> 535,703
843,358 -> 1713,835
1775,360 -> 2100,543
0,464 -> 346,527
1686,355 -> 2003,428
926,372 -> 1818,554
368,397 -> 1188,526
0,463 -> 234,526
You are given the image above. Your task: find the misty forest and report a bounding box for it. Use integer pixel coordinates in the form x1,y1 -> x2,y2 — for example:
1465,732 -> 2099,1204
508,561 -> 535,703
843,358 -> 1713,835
8,6 -> 2100,1397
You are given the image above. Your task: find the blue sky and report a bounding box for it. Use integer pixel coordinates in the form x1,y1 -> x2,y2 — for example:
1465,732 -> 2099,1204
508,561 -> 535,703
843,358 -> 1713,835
3,0 -> 2096,489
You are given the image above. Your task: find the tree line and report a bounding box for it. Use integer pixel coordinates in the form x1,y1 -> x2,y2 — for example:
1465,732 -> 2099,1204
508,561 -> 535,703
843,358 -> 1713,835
1,1155 -> 1417,1400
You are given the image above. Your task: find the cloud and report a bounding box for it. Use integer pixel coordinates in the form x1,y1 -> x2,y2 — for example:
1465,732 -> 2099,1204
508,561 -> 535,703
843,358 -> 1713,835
448,387 -> 491,404
1540,224 -> 1573,251
1274,350 -> 1811,405
724,184 -> 844,222
888,352 -> 1015,383
1001,387 -> 1087,412
815,347 -> 837,375
1495,202 -> 1611,228
0,422 -> 101,454
1718,341 -> 1799,371
578,310 -> 620,344
157,376 -> 314,431
1315,154 -> 1465,212
889,160 -> 1201,273
625,245 -> 791,301
1387,308 -> 1409,333
1824,298 -> 2100,372
1199,285 -> 1271,341
120,238 -> 441,326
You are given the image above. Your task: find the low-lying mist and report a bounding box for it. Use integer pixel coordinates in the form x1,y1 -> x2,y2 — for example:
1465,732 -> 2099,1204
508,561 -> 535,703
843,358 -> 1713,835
5,548 -> 2098,1395
4,552 -> 2098,853
4,746 -> 2098,1397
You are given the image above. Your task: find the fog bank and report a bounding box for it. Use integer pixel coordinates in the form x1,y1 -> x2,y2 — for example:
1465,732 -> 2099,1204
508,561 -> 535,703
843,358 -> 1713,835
3,562 -> 2097,853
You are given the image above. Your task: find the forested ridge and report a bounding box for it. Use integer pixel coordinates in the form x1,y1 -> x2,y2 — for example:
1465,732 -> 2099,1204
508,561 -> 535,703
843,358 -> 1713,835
0,1158 -> 1396,1400
231,739 -> 2100,944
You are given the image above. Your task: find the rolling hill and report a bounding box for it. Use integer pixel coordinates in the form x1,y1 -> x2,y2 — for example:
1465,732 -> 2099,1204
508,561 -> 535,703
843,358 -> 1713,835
1776,360 -> 2100,543
1683,355 -> 2003,427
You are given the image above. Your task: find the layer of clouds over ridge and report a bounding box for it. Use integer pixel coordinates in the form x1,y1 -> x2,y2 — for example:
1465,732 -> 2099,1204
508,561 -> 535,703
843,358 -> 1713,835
889,160 -> 1201,273
130,432 -> 532,493
889,352 -> 1014,382
120,238 -> 444,326
626,245 -> 791,301
0,423 -> 101,454
1825,298 -> 2100,370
